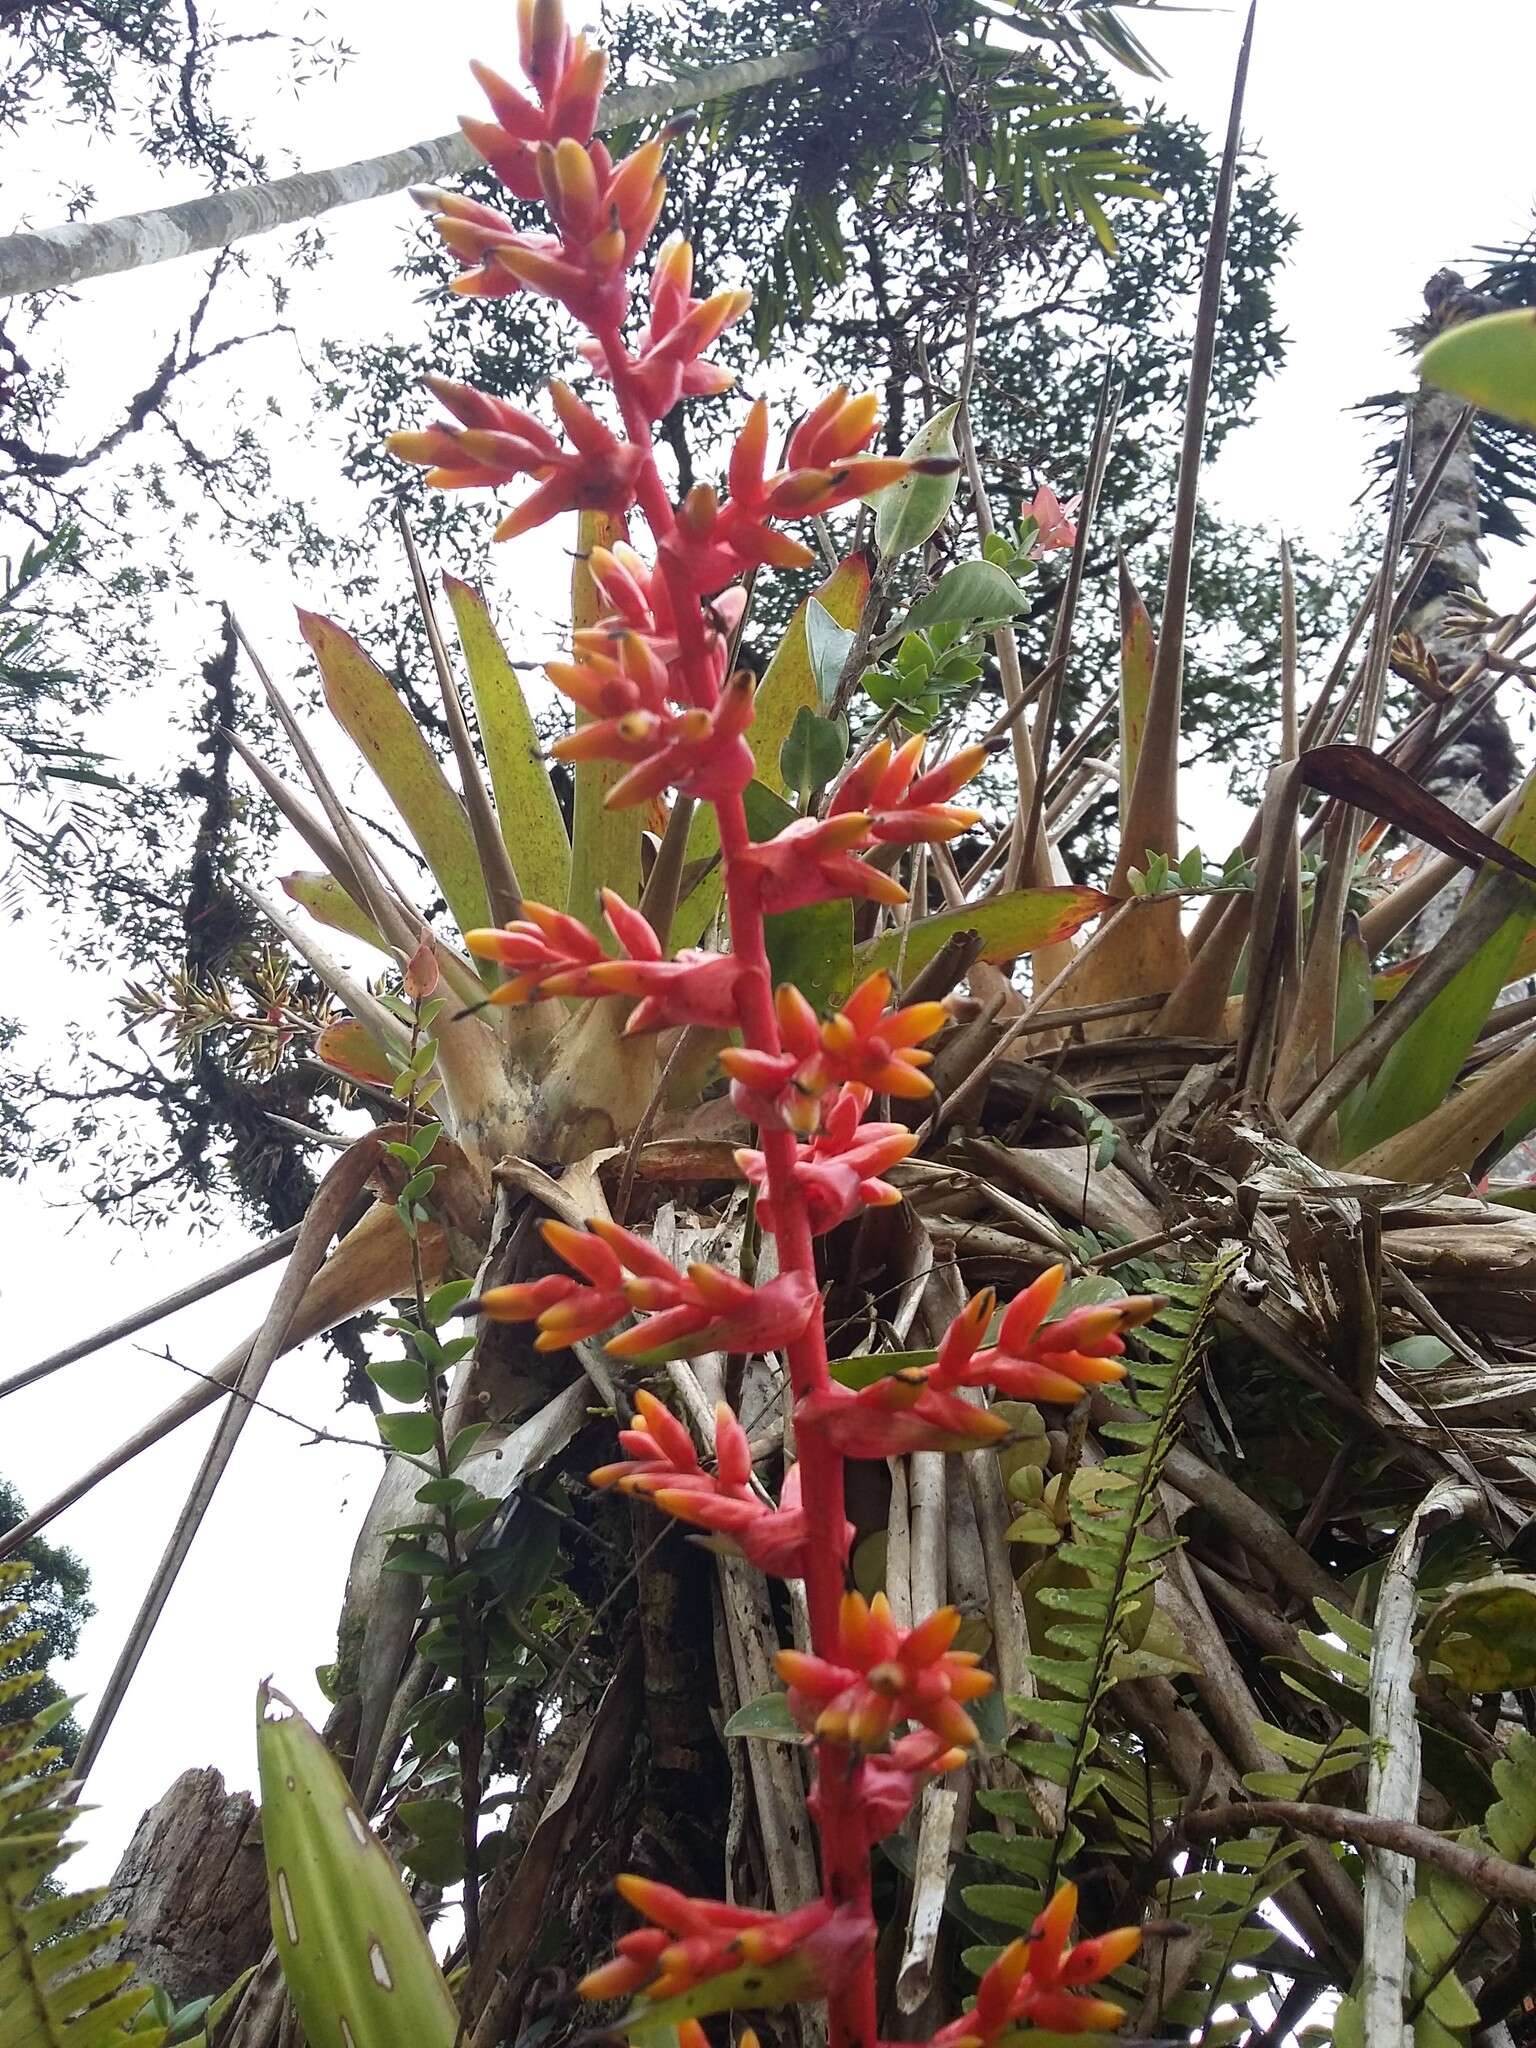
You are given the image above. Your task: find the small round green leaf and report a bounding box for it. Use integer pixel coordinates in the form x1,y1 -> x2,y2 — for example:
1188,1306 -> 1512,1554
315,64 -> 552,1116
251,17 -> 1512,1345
869,402 -> 961,557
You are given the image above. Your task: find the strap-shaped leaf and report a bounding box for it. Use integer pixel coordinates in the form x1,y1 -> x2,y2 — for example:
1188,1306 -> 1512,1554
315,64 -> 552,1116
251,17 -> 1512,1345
444,575 -> 571,910
299,610 -> 490,940
256,1685 -> 459,2048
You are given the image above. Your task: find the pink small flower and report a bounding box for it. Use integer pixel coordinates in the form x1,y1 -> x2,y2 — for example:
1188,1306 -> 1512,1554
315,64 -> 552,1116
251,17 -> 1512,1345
830,735 -> 986,846
475,1217 -> 818,1361
936,1266 -> 1163,1405
1022,483 -> 1080,556
387,378 -> 645,541
797,1373 -> 1012,1460
579,1877 -> 874,2009
735,1085 -> 918,1234
732,814 -> 909,917
821,1730 -> 969,1850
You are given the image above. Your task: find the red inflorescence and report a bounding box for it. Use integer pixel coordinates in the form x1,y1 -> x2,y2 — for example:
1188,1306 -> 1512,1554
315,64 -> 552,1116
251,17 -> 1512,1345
394,1 -> 1140,2039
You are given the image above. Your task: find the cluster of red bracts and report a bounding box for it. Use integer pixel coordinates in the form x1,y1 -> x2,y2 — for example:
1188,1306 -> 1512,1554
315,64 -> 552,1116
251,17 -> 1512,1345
932,1884 -> 1142,2042
590,1388 -> 850,1578
429,0 -> 661,331
778,1591 -> 991,1751
465,889 -> 750,1027
723,970 -> 950,1131
799,1265 -> 1163,1459
474,1216 -> 817,1361
577,1877 -> 875,2014
578,1876 -> 1136,2039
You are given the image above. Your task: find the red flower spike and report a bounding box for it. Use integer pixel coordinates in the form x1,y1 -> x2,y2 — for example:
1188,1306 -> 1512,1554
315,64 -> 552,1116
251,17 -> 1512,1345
775,1590 -> 993,1753
929,1884 -> 1141,2046
578,1879 -> 874,2012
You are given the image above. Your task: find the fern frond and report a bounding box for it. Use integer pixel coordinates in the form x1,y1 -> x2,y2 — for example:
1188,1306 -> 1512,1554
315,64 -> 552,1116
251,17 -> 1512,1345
962,1247 -> 1240,1957
0,1562 -> 165,2048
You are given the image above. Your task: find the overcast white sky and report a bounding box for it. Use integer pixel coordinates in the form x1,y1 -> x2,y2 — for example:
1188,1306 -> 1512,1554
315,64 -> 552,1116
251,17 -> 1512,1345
3,0 -> 1536,1890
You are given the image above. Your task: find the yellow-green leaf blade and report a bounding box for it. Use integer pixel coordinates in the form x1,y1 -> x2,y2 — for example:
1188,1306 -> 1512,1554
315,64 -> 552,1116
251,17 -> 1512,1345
256,1685 -> 459,2048
856,887 -> 1114,989
1420,308 -> 1536,430
281,872 -> 388,952
443,575 -> 570,910
299,611 -> 490,939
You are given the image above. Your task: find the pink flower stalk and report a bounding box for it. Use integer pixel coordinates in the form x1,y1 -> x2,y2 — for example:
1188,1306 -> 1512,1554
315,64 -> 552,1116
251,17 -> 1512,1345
589,1388 -> 851,1578
1022,482 -> 1080,556
396,8 -> 1146,2039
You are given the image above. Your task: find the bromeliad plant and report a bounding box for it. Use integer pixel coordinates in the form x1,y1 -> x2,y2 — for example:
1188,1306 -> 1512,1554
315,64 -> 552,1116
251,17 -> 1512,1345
386,4 -> 1149,2037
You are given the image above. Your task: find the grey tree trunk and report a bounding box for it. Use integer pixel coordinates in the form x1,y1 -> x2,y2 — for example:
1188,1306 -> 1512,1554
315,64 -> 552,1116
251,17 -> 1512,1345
95,1768 -> 270,2009
0,44 -> 840,302
1405,271 -> 1521,956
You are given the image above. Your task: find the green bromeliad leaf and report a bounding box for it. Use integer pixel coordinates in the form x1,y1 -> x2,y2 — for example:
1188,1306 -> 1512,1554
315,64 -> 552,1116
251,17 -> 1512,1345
443,575 -> 571,910
256,1685 -> 459,2048
854,886 -> 1113,987
299,610 -> 490,940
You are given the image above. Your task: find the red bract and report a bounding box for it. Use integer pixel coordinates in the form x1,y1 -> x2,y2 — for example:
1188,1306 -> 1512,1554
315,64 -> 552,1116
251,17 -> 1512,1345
578,1876 -> 875,2008
831,734 -> 988,845
798,1369 -> 1012,1459
736,1085 -> 918,1234
590,1391 -> 850,1579
733,814 -> 908,916
465,890 -> 749,1031
935,1265 -> 1164,1405
475,1216 -> 818,1360
659,393 -> 912,592
822,1730 -> 969,1850
580,234 -> 749,419
387,377 -> 645,540
776,1591 -> 993,1752
553,665 -> 757,806
723,981 -> 947,1131
928,1883 -> 1141,2044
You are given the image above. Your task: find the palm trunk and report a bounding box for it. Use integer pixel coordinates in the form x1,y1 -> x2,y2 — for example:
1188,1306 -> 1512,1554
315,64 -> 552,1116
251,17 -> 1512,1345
0,44 -> 841,302
1405,270 -> 1521,955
